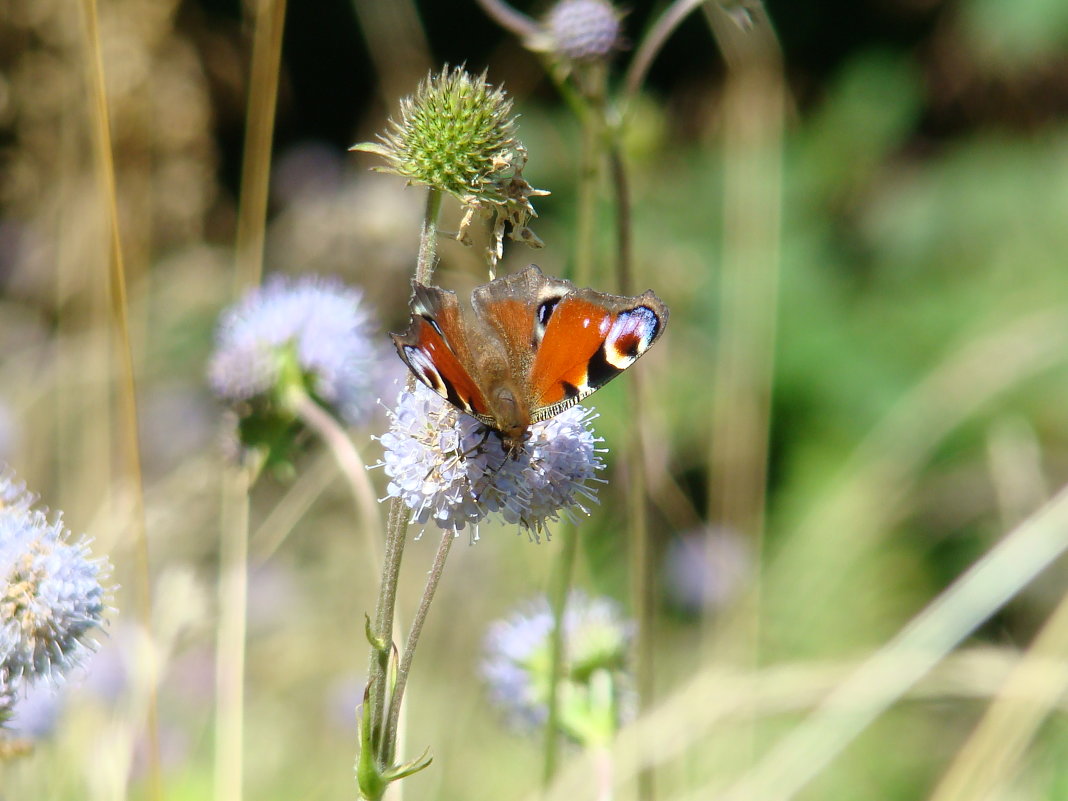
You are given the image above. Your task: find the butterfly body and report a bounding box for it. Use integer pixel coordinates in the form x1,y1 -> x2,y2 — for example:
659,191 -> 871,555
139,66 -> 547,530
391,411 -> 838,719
392,265 -> 668,453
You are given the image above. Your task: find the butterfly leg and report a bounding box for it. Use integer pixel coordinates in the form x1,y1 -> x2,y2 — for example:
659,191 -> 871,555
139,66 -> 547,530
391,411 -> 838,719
462,425 -> 496,459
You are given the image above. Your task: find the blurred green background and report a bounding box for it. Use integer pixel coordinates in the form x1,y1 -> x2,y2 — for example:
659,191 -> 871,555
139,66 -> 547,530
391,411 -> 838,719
3,0 -> 1068,799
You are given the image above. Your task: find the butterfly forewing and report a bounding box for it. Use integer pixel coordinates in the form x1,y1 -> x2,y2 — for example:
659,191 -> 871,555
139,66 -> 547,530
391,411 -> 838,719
529,290 -> 667,421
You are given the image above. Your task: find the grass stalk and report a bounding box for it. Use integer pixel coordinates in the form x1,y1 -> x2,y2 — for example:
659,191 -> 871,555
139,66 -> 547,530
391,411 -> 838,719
770,309 -> 1068,624
927,584 -> 1068,801
235,0 -> 288,292
78,1 -> 161,797
606,80 -> 654,801
609,140 -> 656,799
251,450 -> 337,562
535,481 -> 1068,801
717,482 -> 1068,801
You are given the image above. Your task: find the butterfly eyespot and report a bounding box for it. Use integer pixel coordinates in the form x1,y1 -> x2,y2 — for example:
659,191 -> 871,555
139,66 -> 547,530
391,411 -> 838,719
537,297 -> 561,327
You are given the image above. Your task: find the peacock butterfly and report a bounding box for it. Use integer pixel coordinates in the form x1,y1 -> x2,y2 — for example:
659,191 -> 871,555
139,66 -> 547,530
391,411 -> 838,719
392,265 -> 668,453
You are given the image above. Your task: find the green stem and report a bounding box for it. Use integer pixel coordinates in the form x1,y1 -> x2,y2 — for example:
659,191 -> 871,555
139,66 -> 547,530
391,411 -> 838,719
416,189 -> 442,285
366,186 -> 442,769
624,0 -> 705,101
574,122 -> 600,287
214,466 -> 252,801
573,72 -> 607,287
543,524 -> 579,785
370,498 -> 407,764
607,141 -> 633,295
384,529 -> 456,764
290,389 -> 382,576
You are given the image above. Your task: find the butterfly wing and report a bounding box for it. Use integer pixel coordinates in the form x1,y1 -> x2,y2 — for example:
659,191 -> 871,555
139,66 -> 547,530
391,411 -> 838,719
527,286 -> 668,422
391,282 -> 495,424
395,266 -> 668,438
469,265 -> 574,382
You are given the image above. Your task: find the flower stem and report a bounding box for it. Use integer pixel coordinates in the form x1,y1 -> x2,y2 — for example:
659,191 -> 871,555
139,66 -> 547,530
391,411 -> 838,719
365,186 -> 443,774
384,528 -> 456,764
608,143 -> 632,295
573,71 -> 607,287
214,466 -> 252,801
593,745 -> 615,801
624,0 -> 705,101
290,389 -> 383,575
369,497 -> 407,761
543,523 -> 579,785
416,189 -> 442,285
473,0 -> 542,40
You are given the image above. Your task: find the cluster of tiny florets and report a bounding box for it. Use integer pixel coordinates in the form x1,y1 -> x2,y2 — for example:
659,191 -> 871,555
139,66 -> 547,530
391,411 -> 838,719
377,386 -> 604,539
481,591 -> 635,738
546,0 -> 622,62
0,469 -> 110,726
209,274 -> 380,428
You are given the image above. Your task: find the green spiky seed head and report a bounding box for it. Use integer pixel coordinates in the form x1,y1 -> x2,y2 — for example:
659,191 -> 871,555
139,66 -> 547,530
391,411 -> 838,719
352,66 -> 524,203
352,66 -> 548,272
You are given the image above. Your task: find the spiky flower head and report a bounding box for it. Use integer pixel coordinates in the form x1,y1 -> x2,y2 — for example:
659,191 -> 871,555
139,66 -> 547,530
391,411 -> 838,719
208,274 -> 381,471
351,66 -> 548,272
544,0 -> 623,62
0,468 -> 111,727
376,385 -> 604,540
481,591 -> 635,744
0,469 -> 32,516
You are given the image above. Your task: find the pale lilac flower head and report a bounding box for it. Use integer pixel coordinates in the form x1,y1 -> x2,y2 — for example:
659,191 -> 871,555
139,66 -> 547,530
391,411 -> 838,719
0,469 -> 110,724
377,385 -> 605,539
481,591 -> 635,740
0,467 -> 32,515
663,528 -> 751,616
208,274 -> 380,426
546,0 -> 622,62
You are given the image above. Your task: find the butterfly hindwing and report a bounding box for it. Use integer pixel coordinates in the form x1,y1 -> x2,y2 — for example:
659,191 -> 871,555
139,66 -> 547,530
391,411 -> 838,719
391,283 -> 493,421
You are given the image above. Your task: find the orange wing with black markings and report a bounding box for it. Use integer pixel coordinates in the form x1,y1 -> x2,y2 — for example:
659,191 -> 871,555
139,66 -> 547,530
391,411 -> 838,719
529,289 -> 668,421
391,283 -> 494,424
